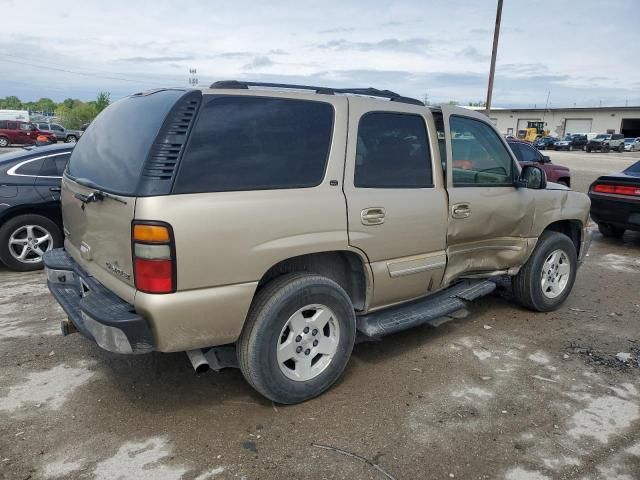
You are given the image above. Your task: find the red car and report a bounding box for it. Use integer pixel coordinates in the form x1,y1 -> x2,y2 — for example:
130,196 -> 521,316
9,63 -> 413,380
0,120 -> 56,147
508,139 -> 571,187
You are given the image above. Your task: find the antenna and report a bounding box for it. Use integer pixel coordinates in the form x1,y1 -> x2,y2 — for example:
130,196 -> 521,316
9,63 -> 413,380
188,68 -> 198,87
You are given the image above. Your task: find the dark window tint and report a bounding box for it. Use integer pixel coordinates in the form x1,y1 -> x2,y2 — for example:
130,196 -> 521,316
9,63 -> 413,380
39,153 -> 70,176
355,112 -> 432,188
7,122 -> 17,130
174,96 -> 334,193
0,121 -> 6,129
510,142 -> 540,162
450,116 -> 514,186
51,124 -> 65,132
15,158 -> 44,176
68,89 -> 186,195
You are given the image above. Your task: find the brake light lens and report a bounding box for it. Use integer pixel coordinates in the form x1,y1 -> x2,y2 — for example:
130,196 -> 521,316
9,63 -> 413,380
132,222 -> 175,294
592,183 -> 640,197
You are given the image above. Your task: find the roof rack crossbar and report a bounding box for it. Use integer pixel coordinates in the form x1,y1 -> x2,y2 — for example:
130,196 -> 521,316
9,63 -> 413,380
209,80 -> 424,106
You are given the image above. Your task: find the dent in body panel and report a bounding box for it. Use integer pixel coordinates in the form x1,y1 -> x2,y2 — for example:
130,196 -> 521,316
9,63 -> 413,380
530,190 -> 590,237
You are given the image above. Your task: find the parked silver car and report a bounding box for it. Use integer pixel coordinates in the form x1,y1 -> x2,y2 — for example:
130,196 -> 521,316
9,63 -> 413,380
623,137 -> 640,152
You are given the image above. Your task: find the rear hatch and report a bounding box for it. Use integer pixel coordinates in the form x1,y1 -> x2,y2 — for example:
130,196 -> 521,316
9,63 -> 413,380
62,88 -> 201,302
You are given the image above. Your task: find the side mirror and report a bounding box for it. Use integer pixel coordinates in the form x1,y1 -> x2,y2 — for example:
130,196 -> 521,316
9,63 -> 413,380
516,165 -> 547,190
541,155 -> 551,163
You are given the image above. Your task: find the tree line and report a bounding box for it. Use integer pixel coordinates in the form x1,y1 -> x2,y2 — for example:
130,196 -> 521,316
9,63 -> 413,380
0,92 -> 111,129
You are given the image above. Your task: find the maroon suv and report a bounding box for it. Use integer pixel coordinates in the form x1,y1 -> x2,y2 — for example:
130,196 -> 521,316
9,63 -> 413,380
0,120 -> 56,147
508,139 -> 571,187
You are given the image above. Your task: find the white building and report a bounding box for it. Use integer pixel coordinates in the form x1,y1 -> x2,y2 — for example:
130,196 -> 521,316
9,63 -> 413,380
481,106 -> 640,138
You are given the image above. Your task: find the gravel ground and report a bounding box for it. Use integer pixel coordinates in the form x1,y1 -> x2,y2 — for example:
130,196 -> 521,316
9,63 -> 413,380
0,150 -> 639,480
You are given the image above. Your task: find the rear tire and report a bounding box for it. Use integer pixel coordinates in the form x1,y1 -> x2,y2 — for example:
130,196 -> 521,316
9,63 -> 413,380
237,273 -> 356,404
598,223 -> 625,238
0,214 -> 62,271
0,136 -> 9,147
512,231 -> 577,312
65,135 -> 77,143
618,144 -> 624,152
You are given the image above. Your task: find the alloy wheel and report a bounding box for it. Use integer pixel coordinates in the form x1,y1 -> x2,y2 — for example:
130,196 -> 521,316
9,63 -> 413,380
276,304 -> 340,382
8,225 -> 54,264
540,249 -> 571,299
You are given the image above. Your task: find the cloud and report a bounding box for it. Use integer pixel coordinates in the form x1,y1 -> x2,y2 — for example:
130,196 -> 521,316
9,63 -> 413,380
217,51 -> 254,59
119,55 -> 194,63
458,47 -> 488,61
242,56 -> 274,70
317,37 -> 430,54
318,27 -> 356,34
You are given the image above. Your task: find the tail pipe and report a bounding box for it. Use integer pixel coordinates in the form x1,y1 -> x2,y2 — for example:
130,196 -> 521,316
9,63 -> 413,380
186,349 -> 210,374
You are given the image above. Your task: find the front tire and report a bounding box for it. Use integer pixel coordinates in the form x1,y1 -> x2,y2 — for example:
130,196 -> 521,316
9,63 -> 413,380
598,223 -> 625,238
0,136 -> 9,147
512,231 -> 577,312
237,273 -> 356,404
569,145 -> 574,151
0,214 -> 62,271
65,135 -> 77,143
618,144 -> 624,153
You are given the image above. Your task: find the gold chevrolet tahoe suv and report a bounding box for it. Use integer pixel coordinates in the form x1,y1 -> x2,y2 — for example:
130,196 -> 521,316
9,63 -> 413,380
43,81 -> 592,404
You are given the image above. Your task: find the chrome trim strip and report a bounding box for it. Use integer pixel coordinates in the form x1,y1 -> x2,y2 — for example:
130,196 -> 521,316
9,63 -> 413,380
6,152 -> 68,179
389,261 -> 447,278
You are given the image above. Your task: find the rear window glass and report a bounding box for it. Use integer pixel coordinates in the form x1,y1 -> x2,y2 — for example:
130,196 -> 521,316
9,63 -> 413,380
40,153 -> 71,176
173,96 -> 334,193
67,90 -> 186,195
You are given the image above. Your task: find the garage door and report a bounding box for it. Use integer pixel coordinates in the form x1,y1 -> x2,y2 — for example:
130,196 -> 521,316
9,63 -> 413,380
621,118 -> 640,137
564,118 -> 592,135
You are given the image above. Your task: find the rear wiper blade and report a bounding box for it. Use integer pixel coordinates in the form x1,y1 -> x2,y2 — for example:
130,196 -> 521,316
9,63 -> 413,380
74,190 -> 127,209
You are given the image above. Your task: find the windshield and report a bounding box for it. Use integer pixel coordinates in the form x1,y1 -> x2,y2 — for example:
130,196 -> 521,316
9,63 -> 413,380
562,135 -> 572,141
624,138 -> 635,143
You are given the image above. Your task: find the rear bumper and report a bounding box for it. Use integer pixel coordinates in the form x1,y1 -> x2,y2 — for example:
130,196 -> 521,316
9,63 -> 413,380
43,249 -> 153,354
589,195 -> 640,232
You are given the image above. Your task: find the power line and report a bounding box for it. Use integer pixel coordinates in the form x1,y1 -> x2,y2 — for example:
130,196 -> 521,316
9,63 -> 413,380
0,55 -> 184,85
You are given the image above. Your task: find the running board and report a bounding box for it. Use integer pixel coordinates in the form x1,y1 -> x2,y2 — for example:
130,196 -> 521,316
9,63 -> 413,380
356,280 -> 496,337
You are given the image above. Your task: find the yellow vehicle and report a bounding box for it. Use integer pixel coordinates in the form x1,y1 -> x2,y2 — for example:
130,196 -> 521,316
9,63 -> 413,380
517,121 -> 550,142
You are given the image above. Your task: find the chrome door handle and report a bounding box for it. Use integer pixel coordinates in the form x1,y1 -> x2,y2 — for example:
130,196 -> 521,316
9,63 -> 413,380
361,207 -> 386,225
451,203 -> 471,219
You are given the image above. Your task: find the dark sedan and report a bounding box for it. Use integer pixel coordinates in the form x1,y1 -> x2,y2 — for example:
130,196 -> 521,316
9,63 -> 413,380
534,136 -> 556,150
0,143 -> 73,270
589,160 -> 640,238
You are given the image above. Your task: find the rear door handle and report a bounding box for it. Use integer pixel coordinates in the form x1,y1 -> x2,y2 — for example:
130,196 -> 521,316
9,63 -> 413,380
361,207 -> 386,225
451,203 -> 471,219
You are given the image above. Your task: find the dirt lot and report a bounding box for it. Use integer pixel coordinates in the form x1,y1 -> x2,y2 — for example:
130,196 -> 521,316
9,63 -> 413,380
0,150 -> 639,480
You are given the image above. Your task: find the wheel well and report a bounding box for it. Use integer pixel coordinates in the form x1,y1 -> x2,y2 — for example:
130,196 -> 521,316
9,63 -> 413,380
544,220 -> 581,254
257,251 -> 368,311
557,177 -> 570,186
0,205 -> 62,230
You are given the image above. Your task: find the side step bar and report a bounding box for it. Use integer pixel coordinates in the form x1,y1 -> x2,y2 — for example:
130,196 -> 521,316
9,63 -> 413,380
356,279 -> 496,337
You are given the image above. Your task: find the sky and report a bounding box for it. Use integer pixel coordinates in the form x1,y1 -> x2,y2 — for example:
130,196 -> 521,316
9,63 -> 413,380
1,0 -> 639,108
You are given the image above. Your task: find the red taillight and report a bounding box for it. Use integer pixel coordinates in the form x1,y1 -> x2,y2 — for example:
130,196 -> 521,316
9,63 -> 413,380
132,222 -> 175,294
592,183 -> 640,197
134,258 -> 173,293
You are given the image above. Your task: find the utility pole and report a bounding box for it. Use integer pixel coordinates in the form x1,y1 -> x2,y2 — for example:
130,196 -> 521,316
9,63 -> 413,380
485,0 -> 503,117
542,90 -> 550,123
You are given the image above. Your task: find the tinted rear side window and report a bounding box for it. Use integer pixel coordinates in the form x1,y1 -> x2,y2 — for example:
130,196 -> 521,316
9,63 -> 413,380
67,89 -> 187,195
15,158 -> 44,176
173,96 -> 334,193
355,112 -> 432,188
40,153 -> 71,176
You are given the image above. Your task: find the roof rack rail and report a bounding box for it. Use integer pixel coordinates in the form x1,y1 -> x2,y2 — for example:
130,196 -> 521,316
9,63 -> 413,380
209,80 -> 424,106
